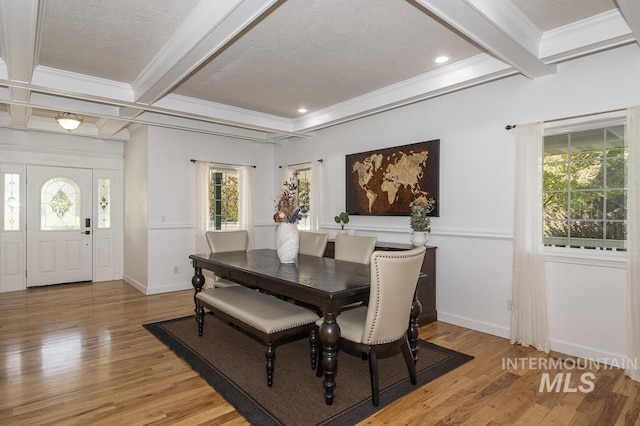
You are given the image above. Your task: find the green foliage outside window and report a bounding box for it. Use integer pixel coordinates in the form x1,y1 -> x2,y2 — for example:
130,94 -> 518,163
543,125 -> 627,250
208,169 -> 239,229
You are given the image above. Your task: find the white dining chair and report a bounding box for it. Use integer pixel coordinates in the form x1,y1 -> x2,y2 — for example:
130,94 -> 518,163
299,231 -> 329,257
334,234 -> 377,264
205,230 -> 248,287
314,246 -> 426,406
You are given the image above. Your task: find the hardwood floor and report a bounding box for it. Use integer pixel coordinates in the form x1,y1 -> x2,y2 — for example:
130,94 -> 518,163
1,280 -> 638,425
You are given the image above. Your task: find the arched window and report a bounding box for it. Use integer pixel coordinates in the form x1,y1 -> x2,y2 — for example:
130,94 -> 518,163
41,177 -> 81,231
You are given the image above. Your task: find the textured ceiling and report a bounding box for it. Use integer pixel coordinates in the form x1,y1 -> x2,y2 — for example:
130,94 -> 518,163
0,0 -> 637,142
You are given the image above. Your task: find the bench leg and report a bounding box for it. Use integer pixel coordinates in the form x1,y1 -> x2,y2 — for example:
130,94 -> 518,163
266,343 -> 275,387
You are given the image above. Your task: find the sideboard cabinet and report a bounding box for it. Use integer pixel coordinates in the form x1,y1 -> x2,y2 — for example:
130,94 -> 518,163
323,240 -> 437,325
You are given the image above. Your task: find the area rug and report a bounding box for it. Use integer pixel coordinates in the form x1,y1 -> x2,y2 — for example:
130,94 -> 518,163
144,315 -> 473,426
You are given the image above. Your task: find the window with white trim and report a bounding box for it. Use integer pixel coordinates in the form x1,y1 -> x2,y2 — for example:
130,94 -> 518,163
208,167 -> 240,230
295,168 -> 311,230
543,122 -> 627,251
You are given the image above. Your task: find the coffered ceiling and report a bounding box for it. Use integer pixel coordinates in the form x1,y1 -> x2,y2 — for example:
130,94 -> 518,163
0,0 -> 638,143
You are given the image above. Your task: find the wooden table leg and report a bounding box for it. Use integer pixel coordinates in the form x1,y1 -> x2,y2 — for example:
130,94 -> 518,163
408,290 -> 422,363
319,312 -> 340,405
191,265 -> 205,336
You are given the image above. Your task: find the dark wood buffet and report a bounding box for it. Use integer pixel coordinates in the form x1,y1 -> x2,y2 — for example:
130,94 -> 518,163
323,239 -> 437,325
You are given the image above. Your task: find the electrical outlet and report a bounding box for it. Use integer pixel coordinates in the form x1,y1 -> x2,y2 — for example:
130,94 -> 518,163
507,299 -> 513,311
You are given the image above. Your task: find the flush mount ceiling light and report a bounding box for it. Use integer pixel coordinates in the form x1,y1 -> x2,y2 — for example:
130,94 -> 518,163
55,112 -> 83,131
434,55 -> 450,64
297,107 -> 308,113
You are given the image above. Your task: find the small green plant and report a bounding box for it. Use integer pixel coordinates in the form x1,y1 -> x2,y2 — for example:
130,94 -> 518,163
334,211 -> 350,230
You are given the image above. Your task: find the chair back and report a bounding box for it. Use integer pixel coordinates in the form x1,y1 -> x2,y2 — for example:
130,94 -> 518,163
299,231 -> 329,257
206,230 -> 249,253
334,234 -> 377,264
362,246 -> 425,345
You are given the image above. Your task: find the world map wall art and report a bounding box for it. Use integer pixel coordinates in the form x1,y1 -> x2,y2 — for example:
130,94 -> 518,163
345,140 -> 440,216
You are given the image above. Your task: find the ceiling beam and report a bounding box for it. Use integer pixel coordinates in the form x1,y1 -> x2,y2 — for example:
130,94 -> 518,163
616,0 -> 640,45
131,0 -> 280,106
412,0 -> 556,79
0,0 -> 42,127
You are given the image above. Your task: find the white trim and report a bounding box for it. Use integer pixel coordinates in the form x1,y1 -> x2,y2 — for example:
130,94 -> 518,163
544,247 -> 627,268
438,313 -> 629,367
149,223 -> 194,230
438,312 -> 510,339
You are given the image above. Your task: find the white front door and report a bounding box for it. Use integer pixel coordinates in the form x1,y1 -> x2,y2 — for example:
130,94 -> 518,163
26,166 -> 93,287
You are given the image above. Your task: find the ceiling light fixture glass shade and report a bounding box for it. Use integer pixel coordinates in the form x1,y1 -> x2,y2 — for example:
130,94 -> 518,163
55,112 -> 83,131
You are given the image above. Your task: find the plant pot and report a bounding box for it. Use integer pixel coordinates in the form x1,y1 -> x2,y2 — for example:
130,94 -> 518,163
276,223 -> 300,263
411,231 -> 429,247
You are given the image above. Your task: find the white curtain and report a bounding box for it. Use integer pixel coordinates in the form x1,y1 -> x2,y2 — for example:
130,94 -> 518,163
626,106 -> 640,382
309,161 -> 323,231
237,165 -> 255,249
194,161 -> 215,288
195,161 -> 210,254
510,122 -> 549,352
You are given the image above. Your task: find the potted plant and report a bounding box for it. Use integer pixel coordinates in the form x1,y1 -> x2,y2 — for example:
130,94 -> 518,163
334,211 -> 350,234
409,196 -> 435,246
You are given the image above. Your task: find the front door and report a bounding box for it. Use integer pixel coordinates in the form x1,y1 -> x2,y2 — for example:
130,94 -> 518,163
26,165 -> 93,287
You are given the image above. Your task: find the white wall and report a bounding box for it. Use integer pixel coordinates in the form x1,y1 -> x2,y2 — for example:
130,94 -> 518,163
141,126 -> 275,294
123,125 -> 149,291
272,44 -> 640,362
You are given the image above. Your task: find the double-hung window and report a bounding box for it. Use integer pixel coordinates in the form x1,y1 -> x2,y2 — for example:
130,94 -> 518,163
295,168 -> 311,230
208,167 -> 239,230
543,121 -> 627,251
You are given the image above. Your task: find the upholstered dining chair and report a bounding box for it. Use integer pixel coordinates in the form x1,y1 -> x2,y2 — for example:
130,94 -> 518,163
314,246 -> 426,406
299,231 -> 329,257
334,234 -> 377,264
205,230 -> 248,288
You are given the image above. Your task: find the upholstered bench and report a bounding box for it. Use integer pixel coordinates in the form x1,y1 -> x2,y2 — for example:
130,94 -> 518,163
196,286 -> 319,387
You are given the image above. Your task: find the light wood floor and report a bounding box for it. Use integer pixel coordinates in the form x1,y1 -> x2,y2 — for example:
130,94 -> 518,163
1,280 -> 639,425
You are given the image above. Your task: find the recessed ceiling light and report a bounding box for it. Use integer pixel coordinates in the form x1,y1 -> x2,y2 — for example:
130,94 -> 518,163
434,56 -> 450,64
298,107 -> 308,113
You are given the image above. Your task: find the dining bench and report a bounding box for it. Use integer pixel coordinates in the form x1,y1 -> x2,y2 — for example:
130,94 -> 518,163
196,286 -> 319,387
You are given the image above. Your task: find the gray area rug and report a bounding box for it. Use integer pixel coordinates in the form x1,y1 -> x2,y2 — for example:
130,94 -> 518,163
144,314 -> 473,425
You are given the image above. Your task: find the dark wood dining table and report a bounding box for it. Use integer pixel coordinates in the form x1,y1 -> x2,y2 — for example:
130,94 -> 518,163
189,248 -> 422,405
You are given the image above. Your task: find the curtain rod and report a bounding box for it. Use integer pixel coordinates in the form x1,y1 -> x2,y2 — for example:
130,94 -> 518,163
190,159 -> 256,168
505,108 -> 626,130
278,159 -> 323,169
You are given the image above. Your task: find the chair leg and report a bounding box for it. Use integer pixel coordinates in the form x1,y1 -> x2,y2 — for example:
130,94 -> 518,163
368,349 -> 379,406
265,344 -> 275,387
401,336 -> 417,385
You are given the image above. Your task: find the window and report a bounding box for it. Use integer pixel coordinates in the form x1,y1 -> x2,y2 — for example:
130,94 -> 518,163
3,173 -> 20,231
209,167 -> 239,230
40,177 -> 81,231
98,178 -> 111,228
295,168 -> 311,230
543,123 -> 627,251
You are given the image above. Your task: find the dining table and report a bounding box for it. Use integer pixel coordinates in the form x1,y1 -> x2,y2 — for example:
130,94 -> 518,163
189,248 -> 423,405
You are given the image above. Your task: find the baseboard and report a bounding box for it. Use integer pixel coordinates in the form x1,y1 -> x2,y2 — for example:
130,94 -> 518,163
123,275 -> 147,294
438,312 -> 510,339
144,281 -> 192,295
438,311 -> 629,367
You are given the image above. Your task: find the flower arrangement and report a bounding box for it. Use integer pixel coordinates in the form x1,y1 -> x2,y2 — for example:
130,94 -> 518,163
273,174 -> 303,224
410,195 -> 435,232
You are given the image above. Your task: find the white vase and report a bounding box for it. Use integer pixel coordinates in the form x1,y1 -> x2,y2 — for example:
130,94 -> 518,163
276,223 -> 300,263
411,231 -> 429,247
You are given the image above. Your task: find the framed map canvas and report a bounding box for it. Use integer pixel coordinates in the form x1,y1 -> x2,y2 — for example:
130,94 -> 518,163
345,140 -> 439,216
